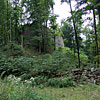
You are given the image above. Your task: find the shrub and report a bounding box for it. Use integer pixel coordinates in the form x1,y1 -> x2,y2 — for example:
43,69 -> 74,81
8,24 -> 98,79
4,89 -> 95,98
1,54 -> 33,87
0,48 -> 89,79
0,56 -> 33,77
56,47 -> 90,68
80,53 -> 89,67
0,49 -> 78,78
2,42 -> 24,56
56,47 -> 73,55
47,77 -> 75,88
0,78 -> 43,100
33,76 -> 48,86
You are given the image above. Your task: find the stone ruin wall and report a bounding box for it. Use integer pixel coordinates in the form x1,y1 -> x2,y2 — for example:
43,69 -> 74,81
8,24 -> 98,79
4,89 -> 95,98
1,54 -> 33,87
68,68 -> 100,84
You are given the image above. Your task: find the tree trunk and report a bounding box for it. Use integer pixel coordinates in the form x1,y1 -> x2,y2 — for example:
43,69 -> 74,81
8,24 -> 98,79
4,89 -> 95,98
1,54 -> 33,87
98,6 -> 100,23
52,7 -> 56,51
21,34 -> 24,48
6,0 -> 9,44
54,33 -> 56,50
38,22 -> 42,53
41,25 -> 45,53
69,0 -> 80,68
97,0 -> 100,23
93,8 -> 99,67
38,40 -> 41,53
42,33 -> 45,53
45,20 -> 48,52
10,17 -> 12,42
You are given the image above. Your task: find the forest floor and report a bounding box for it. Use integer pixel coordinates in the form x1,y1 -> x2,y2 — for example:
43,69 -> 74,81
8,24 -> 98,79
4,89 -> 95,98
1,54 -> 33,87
36,84 -> 100,100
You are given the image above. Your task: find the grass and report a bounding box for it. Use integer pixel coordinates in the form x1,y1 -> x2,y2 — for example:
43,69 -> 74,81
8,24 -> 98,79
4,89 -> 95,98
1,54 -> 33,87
0,79 -> 42,100
36,84 -> 100,100
0,78 -> 100,100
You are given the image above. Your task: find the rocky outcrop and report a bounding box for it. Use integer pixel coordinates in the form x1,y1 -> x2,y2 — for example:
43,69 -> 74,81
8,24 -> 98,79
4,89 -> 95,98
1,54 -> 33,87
56,36 -> 64,47
70,68 -> 100,84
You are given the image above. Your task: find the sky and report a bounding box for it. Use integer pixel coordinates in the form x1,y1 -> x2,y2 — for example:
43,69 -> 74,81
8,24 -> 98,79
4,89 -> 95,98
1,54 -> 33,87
54,0 -> 76,24
53,0 -> 93,26
53,0 -> 93,39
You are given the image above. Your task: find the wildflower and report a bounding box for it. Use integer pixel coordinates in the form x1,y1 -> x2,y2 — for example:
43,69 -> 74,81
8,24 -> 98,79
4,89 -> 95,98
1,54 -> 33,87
16,78 -> 21,81
13,75 -> 16,80
30,77 -> 35,81
25,80 -> 32,84
25,80 -> 27,82
8,75 -> 16,80
8,75 -> 13,79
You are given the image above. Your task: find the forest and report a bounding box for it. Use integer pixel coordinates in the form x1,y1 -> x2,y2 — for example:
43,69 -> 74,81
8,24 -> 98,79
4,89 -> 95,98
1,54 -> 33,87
0,0 -> 100,100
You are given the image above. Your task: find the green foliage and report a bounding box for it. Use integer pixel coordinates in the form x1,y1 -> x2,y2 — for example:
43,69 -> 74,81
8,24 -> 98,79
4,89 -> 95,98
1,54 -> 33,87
0,47 -> 90,79
56,47 -> 89,67
7,75 -> 75,88
0,0 -> 100,69
34,76 -> 48,86
61,21 -> 74,48
38,84 -> 45,89
0,77 -> 100,100
1,43 -> 24,56
56,47 -> 73,54
80,52 -> 89,66
47,77 -> 75,88
0,56 -> 33,77
0,78 -> 43,100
